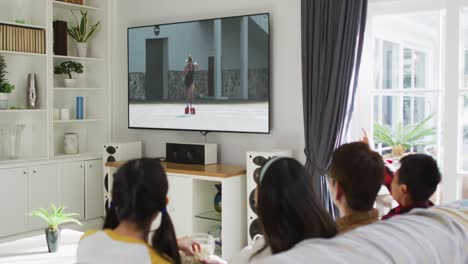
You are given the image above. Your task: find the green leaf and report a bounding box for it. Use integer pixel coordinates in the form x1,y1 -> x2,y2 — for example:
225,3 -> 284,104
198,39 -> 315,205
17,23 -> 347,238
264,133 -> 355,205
67,10 -> 100,43
372,114 -> 437,155
31,204 -> 81,228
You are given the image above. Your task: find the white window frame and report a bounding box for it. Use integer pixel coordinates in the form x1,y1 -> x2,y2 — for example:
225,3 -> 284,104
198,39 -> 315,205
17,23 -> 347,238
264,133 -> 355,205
372,38 -> 440,155
351,0 -> 468,202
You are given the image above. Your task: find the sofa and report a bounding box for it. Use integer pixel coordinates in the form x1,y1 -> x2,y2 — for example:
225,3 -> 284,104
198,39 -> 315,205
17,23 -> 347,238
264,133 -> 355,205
253,200 -> 468,264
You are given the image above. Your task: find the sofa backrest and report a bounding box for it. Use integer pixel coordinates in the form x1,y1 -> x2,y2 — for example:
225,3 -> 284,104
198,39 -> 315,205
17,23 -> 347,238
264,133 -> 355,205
253,202 -> 468,264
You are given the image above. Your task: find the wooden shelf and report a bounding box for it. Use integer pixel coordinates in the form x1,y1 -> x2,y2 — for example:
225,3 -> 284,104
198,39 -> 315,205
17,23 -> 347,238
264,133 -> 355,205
0,109 -> 47,113
54,87 -> 104,91
53,55 -> 103,61
0,157 -> 48,166
54,152 -> 101,160
52,1 -> 103,12
0,50 -> 46,57
0,20 -> 46,30
106,161 -> 246,178
54,119 -> 104,124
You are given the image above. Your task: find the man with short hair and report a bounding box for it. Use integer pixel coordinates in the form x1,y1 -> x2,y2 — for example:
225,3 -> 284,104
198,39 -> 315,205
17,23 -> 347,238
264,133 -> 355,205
328,142 -> 385,234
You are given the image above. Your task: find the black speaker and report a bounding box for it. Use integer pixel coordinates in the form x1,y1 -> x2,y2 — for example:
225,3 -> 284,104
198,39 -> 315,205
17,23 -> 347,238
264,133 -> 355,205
165,143 -> 217,165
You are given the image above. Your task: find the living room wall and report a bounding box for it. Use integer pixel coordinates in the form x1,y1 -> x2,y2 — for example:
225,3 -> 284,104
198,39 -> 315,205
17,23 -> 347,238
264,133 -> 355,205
111,0 -> 304,165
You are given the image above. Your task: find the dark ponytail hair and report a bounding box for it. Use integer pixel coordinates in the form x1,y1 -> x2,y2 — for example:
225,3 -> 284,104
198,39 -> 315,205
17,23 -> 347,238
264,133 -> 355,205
103,158 -> 181,264
253,158 -> 337,257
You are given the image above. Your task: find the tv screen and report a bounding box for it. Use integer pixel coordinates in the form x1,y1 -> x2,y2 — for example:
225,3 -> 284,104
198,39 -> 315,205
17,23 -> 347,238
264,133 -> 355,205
128,13 -> 270,133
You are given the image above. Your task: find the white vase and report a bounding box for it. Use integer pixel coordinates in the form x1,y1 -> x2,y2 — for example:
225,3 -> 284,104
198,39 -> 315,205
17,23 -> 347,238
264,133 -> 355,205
64,79 -> 77,88
0,93 -> 8,109
76,42 -> 88,57
64,133 -> 79,154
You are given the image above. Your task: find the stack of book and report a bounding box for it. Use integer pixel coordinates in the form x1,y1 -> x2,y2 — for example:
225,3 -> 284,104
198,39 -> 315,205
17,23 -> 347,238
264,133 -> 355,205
0,24 -> 46,54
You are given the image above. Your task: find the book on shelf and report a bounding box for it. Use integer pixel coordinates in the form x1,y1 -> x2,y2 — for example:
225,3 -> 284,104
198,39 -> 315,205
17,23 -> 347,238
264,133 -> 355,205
0,24 -> 45,54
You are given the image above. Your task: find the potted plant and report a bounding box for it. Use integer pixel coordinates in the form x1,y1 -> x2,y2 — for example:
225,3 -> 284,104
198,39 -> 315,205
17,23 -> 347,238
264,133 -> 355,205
54,61 -> 84,88
0,55 -> 15,109
31,204 -> 81,253
68,10 -> 101,57
373,114 -> 436,158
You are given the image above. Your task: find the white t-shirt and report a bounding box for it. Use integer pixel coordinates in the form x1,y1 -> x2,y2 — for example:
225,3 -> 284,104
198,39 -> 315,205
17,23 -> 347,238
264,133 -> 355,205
229,235 -> 272,264
76,229 -> 170,264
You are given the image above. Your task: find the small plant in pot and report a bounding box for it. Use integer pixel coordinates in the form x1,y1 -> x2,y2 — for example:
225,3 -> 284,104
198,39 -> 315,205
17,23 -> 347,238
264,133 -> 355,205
68,10 -> 101,57
54,61 -> 83,88
373,114 -> 436,158
31,204 -> 81,253
0,55 -> 15,109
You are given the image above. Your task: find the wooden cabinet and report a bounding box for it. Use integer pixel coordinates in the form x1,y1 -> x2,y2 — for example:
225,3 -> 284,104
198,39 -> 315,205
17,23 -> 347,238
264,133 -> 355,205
29,164 -> 60,230
59,161 -> 85,221
0,168 -> 29,237
85,159 -> 104,220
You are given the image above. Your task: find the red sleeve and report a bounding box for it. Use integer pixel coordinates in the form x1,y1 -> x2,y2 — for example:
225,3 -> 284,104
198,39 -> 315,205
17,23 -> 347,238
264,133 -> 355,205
384,165 -> 393,192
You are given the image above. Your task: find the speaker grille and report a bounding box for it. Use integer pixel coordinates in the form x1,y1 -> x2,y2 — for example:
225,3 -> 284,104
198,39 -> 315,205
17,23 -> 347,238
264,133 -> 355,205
249,218 -> 262,239
104,173 -> 108,192
249,189 -> 257,214
107,156 -> 116,163
106,146 -> 116,155
104,199 -> 109,214
253,156 -> 268,166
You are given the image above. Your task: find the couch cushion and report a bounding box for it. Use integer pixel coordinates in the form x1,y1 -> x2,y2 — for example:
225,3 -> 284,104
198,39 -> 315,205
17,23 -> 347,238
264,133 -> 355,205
253,201 -> 468,264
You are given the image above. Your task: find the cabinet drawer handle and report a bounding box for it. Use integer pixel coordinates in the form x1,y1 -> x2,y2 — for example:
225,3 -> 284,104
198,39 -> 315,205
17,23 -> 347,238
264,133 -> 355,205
33,170 -> 37,174
23,171 -> 27,175
90,164 -> 93,168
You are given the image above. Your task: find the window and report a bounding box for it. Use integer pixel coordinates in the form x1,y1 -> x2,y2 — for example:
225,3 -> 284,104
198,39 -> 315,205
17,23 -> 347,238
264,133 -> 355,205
352,1 -> 468,201
461,9 -> 468,199
370,15 -> 441,158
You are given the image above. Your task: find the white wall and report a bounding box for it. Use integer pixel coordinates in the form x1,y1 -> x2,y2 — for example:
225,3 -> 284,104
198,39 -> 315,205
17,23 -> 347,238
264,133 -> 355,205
112,0 -> 304,165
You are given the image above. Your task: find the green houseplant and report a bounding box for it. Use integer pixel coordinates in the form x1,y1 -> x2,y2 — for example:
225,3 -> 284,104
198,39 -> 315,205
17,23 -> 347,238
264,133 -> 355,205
31,204 -> 81,253
373,114 -> 436,158
68,10 -> 101,57
54,61 -> 84,88
0,55 -> 15,109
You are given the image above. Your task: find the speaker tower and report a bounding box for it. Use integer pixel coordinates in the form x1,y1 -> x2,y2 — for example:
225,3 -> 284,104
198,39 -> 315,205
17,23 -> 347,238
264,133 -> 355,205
246,150 -> 292,245
103,142 -> 142,214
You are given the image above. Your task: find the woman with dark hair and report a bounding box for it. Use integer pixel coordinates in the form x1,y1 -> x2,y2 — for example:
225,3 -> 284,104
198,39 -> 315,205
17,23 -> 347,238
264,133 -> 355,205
77,158 -> 197,264
184,55 -> 199,115
224,157 -> 337,263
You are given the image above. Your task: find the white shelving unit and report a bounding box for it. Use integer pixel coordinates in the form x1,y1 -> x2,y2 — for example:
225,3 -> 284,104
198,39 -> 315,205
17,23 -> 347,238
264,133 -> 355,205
0,0 -> 110,164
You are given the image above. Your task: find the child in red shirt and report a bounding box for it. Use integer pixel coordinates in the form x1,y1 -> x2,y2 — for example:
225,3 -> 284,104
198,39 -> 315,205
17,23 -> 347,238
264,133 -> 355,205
382,154 -> 441,220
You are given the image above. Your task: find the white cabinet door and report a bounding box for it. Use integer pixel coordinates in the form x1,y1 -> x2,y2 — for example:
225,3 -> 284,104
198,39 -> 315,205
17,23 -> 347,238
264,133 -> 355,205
59,161 -> 85,221
164,175 -> 193,237
0,168 -> 29,237
29,164 -> 60,230
85,159 -> 104,220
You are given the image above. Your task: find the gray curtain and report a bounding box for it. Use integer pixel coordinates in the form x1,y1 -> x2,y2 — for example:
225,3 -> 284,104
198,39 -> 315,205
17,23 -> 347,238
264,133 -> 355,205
301,0 -> 368,217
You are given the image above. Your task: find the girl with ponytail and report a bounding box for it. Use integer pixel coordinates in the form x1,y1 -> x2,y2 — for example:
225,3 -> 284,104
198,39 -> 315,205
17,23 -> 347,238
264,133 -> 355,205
77,158 -> 196,264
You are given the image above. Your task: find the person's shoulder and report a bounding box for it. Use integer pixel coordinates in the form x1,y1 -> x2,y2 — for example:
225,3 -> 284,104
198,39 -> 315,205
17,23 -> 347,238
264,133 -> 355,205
230,235 -> 270,263
80,229 -> 100,241
145,245 -> 172,264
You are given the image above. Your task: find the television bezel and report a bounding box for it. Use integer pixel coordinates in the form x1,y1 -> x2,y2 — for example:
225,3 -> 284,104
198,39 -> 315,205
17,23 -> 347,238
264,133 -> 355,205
127,12 -> 271,134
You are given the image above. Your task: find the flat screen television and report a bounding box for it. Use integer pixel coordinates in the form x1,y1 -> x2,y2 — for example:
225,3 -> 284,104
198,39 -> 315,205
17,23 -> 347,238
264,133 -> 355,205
128,13 -> 270,133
